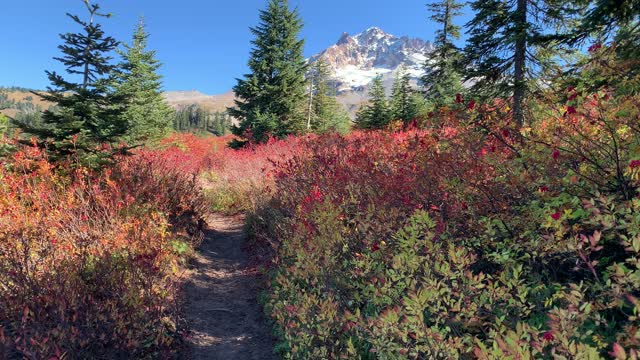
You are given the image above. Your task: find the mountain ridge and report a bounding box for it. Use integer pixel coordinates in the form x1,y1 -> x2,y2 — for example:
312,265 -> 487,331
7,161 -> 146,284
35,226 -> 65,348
4,27 -> 432,117
309,26 -> 433,93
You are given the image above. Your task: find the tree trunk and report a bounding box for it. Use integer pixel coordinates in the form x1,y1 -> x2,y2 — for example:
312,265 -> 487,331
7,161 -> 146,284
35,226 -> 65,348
513,0 -> 527,127
307,79 -> 313,131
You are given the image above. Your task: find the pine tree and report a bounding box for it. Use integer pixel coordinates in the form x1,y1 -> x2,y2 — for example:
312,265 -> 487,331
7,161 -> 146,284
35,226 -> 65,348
464,0 -> 564,127
307,60 -> 351,133
391,69 -> 421,125
355,75 -> 391,130
0,114 -> 9,136
114,18 -> 173,145
560,0 -> 640,83
422,0 -> 465,106
228,0 -> 307,145
18,0 -> 127,165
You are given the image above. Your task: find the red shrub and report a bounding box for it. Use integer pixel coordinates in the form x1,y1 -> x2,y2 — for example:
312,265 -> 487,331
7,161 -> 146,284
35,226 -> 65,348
0,143 -> 206,358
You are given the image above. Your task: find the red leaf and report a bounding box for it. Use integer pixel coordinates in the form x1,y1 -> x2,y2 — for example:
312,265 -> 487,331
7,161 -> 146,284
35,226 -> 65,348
611,343 -> 627,359
588,43 -> 602,52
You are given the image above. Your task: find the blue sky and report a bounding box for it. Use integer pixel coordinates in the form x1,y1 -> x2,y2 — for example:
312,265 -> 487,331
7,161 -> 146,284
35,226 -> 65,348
0,0 -> 471,94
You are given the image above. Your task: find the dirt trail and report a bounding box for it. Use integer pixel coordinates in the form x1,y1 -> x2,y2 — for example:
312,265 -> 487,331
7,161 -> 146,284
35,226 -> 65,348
184,214 -> 278,360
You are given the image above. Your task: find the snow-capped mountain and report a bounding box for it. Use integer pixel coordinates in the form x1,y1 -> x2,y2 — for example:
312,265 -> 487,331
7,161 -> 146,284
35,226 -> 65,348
309,27 -> 433,94
162,27 -> 434,117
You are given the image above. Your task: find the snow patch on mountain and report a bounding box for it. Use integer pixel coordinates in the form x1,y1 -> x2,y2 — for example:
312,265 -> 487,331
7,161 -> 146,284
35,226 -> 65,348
334,66 -> 393,89
309,27 -> 434,94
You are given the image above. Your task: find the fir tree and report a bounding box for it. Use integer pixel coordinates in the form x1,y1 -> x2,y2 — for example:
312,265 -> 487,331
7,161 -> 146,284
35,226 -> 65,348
559,0 -> 640,84
391,69 -> 421,125
307,60 -> 351,134
18,0 -> 127,165
0,114 -> 9,136
355,75 -> 391,130
173,104 -> 210,133
228,0 -> 308,145
114,18 -> 173,144
464,0 -> 564,127
422,0 -> 465,106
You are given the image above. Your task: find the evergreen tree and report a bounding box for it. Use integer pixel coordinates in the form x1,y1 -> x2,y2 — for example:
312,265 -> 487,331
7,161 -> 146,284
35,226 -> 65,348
0,114 -> 9,136
355,75 -> 391,130
171,105 -> 234,135
464,0 -> 564,127
307,60 -> 351,133
210,111 -> 231,135
18,0 -> 127,165
228,0 -> 307,145
114,18 -> 173,144
422,0 -> 465,106
173,104 -> 208,132
566,0 -> 639,46
391,69 -> 421,125
559,0 -> 640,86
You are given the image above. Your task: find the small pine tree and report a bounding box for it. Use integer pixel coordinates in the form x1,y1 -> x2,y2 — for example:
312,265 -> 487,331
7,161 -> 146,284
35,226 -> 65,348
114,18 -> 173,145
355,75 -> 391,130
0,114 -> 9,136
18,0 -> 127,165
390,69 -> 420,125
228,0 -> 308,145
307,60 -> 351,133
464,0 -> 565,126
422,0 -> 464,107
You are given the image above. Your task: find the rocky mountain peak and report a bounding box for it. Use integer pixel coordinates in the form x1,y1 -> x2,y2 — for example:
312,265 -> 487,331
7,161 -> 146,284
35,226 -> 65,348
336,32 -> 351,45
309,27 -> 434,94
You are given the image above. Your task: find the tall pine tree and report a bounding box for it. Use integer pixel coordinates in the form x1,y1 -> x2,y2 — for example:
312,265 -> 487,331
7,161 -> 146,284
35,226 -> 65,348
307,60 -> 351,134
355,75 -> 391,130
422,0 -> 465,106
114,18 -> 173,145
464,0 -> 564,127
228,0 -> 307,145
18,0 -> 127,165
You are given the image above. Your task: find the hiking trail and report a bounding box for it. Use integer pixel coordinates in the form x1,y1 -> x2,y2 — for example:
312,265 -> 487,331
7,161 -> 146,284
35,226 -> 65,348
184,214 -> 278,360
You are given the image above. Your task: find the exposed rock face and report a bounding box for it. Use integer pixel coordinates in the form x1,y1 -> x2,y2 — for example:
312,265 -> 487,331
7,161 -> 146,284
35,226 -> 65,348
307,27 -> 433,117
309,27 -> 433,94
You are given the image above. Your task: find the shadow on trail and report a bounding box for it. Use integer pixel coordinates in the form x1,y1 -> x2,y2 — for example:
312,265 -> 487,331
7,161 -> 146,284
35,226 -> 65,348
184,216 -> 278,360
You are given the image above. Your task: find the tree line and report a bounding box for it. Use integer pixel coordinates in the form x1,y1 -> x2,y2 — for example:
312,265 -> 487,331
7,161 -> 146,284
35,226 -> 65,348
173,105 -> 232,136
230,0 -> 639,142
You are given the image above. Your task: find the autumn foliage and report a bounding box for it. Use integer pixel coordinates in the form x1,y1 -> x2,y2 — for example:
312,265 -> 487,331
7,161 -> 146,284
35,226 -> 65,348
0,136 -> 208,358
196,66 -> 640,358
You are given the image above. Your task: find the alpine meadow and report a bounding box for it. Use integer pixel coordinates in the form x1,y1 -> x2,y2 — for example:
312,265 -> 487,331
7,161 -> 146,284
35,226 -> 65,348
1,0 -> 640,359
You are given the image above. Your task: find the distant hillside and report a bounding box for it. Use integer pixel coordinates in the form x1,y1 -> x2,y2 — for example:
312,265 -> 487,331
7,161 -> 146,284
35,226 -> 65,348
0,87 -> 236,116
0,88 -> 53,118
163,90 -> 235,112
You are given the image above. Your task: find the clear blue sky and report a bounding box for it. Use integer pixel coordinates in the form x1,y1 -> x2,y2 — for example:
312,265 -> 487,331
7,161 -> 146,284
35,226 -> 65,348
0,0 -> 471,94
